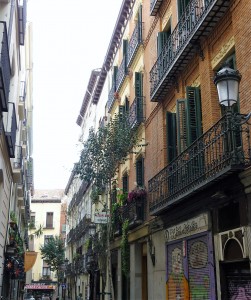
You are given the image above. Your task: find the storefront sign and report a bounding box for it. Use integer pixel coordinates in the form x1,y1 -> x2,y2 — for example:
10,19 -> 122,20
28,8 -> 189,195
165,213 -> 209,242
94,212 -> 110,224
25,284 -> 56,290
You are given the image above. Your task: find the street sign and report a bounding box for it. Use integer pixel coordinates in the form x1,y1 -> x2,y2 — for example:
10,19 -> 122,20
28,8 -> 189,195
61,283 -> 67,289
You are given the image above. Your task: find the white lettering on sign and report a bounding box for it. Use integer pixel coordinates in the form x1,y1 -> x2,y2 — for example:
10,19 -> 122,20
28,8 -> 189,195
165,213 -> 209,242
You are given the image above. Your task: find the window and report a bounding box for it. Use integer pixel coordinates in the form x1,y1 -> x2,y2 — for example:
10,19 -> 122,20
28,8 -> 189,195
46,212 -> 53,228
30,215 -> 36,229
42,260 -> 51,278
166,86 -> 202,162
62,224 -> 66,233
44,235 -> 53,245
122,173 -> 129,193
136,156 -> 144,187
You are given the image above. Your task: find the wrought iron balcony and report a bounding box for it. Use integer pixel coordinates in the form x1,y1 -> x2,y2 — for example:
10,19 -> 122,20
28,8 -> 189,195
150,0 -> 163,16
129,96 -> 145,128
123,197 -> 145,230
150,0 -> 230,101
107,81 -> 116,112
127,20 -> 143,67
148,113 -> 251,215
116,55 -> 128,92
3,102 -> 17,158
18,0 -> 27,45
13,146 -> 23,183
0,22 -> 11,112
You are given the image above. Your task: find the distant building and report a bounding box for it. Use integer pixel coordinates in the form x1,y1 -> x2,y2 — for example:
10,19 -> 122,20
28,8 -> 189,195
25,189 -> 66,298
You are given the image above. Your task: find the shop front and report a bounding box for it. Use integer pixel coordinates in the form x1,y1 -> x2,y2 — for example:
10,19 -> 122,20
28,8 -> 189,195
165,213 -> 216,299
24,284 -> 56,300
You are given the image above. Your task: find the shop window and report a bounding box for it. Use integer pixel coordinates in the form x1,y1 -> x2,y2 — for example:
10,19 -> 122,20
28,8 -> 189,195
218,202 -> 240,231
46,212 -> 53,228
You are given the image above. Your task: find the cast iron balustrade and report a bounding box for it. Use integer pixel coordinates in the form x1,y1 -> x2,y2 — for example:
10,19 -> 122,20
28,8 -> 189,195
0,22 -> 11,112
13,146 -> 23,169
129,96 -> 145,128
127,19 -> 143,67
112,208 -> 122,237
75,214 -> 91,239
123,197 -> 145,230
107,81 -> 116,112
149,113 -> 251,215
67,228 -> 74,243
150,0 -> 230,101
3,102 -> 17,158
150,0 -> 163,16
18,0 -> 27,45
116,55 -> 128,92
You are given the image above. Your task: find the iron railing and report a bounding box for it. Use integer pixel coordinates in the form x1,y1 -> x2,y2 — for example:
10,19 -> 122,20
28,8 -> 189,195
149,113 -> 251,215
19,80 -> 26,102
116,55 -> 128,92
150,0 -> 163,16
122,197 -> 145,229
0,22 -> 11,112
127,20 -> 143,67
13,146 -> 23,169
107,81 -> 116,112
18,0 -> 27,45
150,0 -> 228,100
129,96 -> 145,128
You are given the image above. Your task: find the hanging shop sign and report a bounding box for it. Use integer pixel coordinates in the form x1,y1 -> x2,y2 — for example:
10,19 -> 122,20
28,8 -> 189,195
94,212 -> 110,224
25,284 -> 56,290
165,213 -> 209,242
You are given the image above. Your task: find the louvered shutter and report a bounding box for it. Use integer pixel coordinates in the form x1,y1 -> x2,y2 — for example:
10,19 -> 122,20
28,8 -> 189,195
135,72 -> 143,97
113,66 -> 118,91
136,157 -> 144,187
186,86 -> 202,146
123,39 -> 128,65
119,105 -> 125,123
125,97 -> 129,113
122,173 -> 128,193
166,111 -> 177,162
176,99 -> 187,154
187,233 -> 215,299
138,5 -> 142,42
157,32 -> 170,56
166,242 -> 188,300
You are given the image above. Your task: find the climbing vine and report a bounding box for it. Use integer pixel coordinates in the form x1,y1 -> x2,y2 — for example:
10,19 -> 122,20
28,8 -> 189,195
121,219 -> 130,277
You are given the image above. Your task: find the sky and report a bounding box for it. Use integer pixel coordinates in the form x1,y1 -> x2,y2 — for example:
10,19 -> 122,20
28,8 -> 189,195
28,0 -> 122,190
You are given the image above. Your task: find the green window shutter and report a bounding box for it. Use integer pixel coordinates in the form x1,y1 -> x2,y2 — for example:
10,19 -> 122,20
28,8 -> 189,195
178,0 -> 190,18
176,99 -> 187,154
113,66 -> 118,91
135,72 -> 143,97
186,86 -> 202,146
136,157 -> 144,187
166,111 -> 177,162
157,32 -> 170,57
137,5 -> 142,42
125,97 -> 129,113
122,174 -> 128,193
123,40 -> 128,65
119,105 -> 125,122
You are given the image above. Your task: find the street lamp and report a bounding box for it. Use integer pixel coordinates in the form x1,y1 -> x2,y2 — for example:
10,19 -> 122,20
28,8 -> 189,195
63,258 -> 69,300
214,66 -> 242,107
214,66 -> 251,123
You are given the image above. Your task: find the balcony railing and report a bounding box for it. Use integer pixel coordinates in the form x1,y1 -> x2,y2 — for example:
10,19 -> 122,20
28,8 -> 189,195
148,113 -> 251,215
127,20 -> 143,67
107,81 -> 116,112
14,145 -> 23,169
18,0 -> 27,45
150,0 -> 163,16
123,197 -> 145,229
150,0 -> 230,101
129,96 -> 145,128
0,22 -> 11,112
3,102 -> 17,158
116,55 -> 128,92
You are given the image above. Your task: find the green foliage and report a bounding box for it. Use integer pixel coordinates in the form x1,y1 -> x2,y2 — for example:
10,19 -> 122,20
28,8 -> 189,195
40,236 -> 65,273
76,113 -> 138,191
121,219 -> 130,277
90,187 -> 100,204
10,211 -> 17,223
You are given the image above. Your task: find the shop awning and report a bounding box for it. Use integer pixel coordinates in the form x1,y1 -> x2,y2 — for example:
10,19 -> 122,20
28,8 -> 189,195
25,284 -> 56,290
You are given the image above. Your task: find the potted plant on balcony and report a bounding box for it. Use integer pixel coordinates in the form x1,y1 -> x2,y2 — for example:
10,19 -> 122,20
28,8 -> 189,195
117,188 -> 128,206
9,211 -> 18,229
128,186 -> 147,203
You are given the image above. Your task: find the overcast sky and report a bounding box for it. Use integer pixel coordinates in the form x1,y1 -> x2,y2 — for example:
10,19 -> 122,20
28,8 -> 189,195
28,0 -> 122,190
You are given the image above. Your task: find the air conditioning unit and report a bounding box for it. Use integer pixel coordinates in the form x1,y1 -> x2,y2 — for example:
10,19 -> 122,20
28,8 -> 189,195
218,227 -> 248,261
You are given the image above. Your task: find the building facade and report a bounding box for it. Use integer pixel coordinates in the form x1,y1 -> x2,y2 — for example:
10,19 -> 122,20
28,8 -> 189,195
25,189 -> 65,299
66,0 -> 251,299
0,0 -> 34,298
